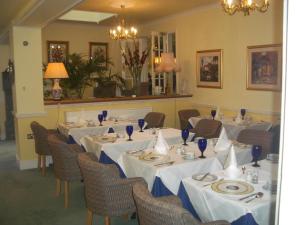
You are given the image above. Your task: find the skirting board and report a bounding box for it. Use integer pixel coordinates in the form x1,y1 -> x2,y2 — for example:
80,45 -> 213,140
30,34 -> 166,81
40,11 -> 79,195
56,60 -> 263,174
17,156 -> 53,170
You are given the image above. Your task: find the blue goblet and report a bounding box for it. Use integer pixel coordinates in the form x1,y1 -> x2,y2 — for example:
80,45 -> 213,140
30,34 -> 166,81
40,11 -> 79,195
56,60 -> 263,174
138,119 -> 145,132
211,110 -> 217,120
126,125 -> 134,141
240,109 -> 246,120
98,114 -> 104,126
198,138 -> 207,158
102,110 -> 108,121
181,129 -> 189,146
252,145 -> 262,167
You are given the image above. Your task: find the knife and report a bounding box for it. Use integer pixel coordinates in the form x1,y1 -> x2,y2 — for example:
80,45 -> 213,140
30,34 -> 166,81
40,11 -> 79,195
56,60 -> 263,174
238,192 -> 258,201
203,178 -> 224,187
199,172 -> 210,181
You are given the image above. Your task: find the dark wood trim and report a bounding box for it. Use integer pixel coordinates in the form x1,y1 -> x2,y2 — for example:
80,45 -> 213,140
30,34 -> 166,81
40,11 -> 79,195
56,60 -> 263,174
44,94 -> 193,106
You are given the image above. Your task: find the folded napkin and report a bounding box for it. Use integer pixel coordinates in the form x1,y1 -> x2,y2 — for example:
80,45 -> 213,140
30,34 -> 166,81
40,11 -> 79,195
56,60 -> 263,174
214,128 -> 232,152
215,106 -> 220,120
154,130 -> 170,155
224,145 -> 241,179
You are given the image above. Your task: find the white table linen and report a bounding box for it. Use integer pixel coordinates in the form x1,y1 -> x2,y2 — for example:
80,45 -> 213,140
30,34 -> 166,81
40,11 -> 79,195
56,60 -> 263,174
80,128 -> 194,171
181,160 -> 278,225
58,120 -> 139,144
123,142 -> 252,194
188,117 -> 272,140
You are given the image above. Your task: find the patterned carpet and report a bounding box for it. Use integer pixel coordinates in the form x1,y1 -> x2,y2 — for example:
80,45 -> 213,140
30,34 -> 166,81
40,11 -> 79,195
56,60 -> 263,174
0,166 -> 138,225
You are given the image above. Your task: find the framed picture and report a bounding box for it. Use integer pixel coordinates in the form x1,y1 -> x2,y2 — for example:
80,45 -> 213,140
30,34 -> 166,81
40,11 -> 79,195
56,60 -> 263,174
89,42 -> 108,68
196,49 -> 222,88
247,44 -> 282,91
47,41 -> 69,63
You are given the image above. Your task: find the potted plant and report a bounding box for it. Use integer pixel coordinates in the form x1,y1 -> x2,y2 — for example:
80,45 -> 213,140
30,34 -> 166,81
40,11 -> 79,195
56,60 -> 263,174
121,41 -> 150,96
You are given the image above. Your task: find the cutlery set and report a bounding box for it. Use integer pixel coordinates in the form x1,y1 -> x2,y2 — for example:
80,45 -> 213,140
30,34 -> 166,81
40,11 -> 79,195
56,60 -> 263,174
239,192 -> 264,203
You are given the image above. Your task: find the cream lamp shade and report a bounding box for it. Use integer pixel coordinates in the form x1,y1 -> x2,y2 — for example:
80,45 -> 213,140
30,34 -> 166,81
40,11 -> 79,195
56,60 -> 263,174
44,62 -> 68,79
44,62 -> 68,100
155,53 -> 181,73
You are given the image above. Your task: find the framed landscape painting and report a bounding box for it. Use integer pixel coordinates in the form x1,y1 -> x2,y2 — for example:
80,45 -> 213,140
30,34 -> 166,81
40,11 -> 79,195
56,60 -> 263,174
196,49 -> 222,88
89,42 -> 108,68
247,44 -> 282,91
47,41 -> 69,63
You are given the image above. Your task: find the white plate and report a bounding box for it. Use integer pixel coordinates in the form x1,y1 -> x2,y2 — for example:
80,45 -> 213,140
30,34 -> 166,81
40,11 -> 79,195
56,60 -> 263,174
211,180 -> 254,195
141,153 -> 169,162
192,173 -> 217,182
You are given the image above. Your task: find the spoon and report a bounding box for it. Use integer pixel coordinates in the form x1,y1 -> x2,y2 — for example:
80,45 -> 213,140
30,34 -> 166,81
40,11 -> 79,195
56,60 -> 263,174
245,192 -> 264,203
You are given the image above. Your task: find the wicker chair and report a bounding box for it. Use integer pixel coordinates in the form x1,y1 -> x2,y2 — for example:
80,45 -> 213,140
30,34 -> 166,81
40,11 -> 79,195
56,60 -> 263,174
30,121 -> 65,176
78,153 -> 146,225
178,109 -> 200,130
133,182 -> 230,225
237,129 -> 274,159
144,112 -> 165,128
191,119 -> 222,139
48,134 -> 84,208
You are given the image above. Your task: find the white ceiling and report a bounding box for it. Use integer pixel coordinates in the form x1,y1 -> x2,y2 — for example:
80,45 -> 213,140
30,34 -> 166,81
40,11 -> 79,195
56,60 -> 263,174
75,0 -> 218,25
0,0 -> 31,32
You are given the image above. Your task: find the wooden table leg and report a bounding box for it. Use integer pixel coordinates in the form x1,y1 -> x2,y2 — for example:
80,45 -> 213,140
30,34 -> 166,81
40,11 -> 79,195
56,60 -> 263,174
64,181 -> 69,208
104,216 -> 110,225
87,209 -> 93,225
38,155 -> 41,170
42,155 -> 46,176
56,178 -> 61,196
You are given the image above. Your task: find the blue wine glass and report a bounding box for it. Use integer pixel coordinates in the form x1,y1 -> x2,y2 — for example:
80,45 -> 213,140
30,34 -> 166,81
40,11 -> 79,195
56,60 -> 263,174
181,129 -> 189,146
102,110 -> 108,121
198,138 -> 207,158
240,108 -> 246,120
138,119 -> 145,132
126,125 -> 134,141
211,110 -> 217,120
252,145 -> 262,167
98,114 -> 104,126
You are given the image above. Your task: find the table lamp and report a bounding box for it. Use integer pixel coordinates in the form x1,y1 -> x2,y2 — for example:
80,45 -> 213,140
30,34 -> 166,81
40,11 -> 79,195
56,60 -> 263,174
44,62 -> 68,100
155,52 -> 180,95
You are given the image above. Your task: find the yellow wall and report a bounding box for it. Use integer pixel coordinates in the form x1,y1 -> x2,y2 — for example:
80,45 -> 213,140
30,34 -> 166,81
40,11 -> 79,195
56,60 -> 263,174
142,0 -> 283,114
0,44 -> 10,140
42,21 -> 123,97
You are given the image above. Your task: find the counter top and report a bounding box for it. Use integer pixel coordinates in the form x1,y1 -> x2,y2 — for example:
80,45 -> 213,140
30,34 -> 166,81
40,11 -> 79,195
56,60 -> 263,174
44,94 -> 193,105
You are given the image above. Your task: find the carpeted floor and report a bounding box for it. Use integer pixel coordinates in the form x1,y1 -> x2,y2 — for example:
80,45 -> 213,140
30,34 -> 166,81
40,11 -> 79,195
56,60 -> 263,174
0,167 -> 139,225
0,140 -> 18,171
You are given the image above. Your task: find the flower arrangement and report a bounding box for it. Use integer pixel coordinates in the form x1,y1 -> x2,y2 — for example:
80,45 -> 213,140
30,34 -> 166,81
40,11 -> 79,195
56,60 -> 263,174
121,41 -> 150,95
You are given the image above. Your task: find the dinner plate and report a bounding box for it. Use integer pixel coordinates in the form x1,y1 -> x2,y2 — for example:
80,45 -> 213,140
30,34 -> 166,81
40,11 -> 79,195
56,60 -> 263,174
192,173 -> 217,182
211,180 -> 254,195
93,135 -> 117,143
140,153 -> 169,162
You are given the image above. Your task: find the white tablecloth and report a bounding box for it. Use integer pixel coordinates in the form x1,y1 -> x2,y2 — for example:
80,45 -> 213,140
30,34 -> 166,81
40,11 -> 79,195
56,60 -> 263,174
123,142 -> 252,194
80,128 -> 195,171
58,120 -> 139,144
181,160 -> 278,225
188,117 -> 272,140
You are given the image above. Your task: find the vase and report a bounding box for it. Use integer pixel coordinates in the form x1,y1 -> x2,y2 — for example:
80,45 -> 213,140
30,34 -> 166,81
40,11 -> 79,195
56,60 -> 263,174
133,74 -> 142,96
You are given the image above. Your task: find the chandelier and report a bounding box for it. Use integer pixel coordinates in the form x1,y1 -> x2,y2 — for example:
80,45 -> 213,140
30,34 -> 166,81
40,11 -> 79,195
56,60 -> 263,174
109,5 -> 137,40
221,0 -> 269,16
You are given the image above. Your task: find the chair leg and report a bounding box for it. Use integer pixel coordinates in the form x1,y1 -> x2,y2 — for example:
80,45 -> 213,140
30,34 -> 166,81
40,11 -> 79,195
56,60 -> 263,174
38,155 -> 41,170
41,155 -> 46,176
87,209 -> 93,225
104,216 -> 110,225
64,181 -> 69,208
56,178 -> 61,196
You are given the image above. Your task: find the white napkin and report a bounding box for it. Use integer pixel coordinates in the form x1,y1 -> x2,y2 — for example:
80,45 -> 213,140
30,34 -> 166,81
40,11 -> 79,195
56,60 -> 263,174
224,145 -> 241,179
214,128 -> 232,152
215,107 -> 220,120
154,130 -> 169,155
235,109 -> 242,124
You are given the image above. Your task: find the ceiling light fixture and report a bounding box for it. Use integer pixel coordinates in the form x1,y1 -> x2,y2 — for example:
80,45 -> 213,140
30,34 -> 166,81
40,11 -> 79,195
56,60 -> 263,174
109,5 -> 137,40
221,0 -> 269,16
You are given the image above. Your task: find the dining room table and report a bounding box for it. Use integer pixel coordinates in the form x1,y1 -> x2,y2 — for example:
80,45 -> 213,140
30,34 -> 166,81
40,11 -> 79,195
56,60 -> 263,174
57,118 -> 140,144
188,116 -> 273,140
80,128 -> 195,177
177,158 -> 278,225
122,141 -> 253,197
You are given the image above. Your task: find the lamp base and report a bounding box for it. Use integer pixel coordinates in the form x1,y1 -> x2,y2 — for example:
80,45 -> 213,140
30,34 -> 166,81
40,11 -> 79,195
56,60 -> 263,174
51,79 -> 62,100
